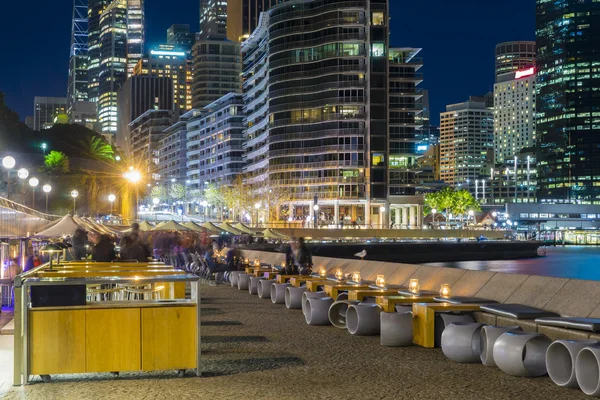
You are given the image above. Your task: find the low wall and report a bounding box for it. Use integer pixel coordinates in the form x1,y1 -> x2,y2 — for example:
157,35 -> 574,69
239,249 -> 600,319
273,228 -> 508,240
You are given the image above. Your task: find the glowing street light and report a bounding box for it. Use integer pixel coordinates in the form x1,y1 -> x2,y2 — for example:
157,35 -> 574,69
70,190 -> 79,215
17,168 -> 28,179
29,177 -> 39,208
42,184 -> 52,213
431,208 -> 437,229
108,194 -> 116,216
3,156 -> 15,199
41,142 -> 47,155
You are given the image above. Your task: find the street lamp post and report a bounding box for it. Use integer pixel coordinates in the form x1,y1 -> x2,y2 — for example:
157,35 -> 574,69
41,143 -> 47,156
152,197 -> 160,223
431,208 -> 437,229
201,200 -> 208,222
123,168 -> 141,222
108,194 -> 116,216
17,168 -> 28,204
468,209 -> 475,227
2,156 -> 15,200
379,206 -> 386,229
42,184 -> 52,213
28,177 -> 39,208
71,190 -> 79,216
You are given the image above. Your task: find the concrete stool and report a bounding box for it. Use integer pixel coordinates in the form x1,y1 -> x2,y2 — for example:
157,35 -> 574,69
547,340 -> 598,389
258,279 -> 275,299
380,311 -> 413,347
249,276 -> 262,295
493,331 -> 551,377
304,297 -> 335,325
441,322 -> 484,363
302,291 -> 330,316
285,286 -> 307,309
230,271 -> 242,287
480,325 -> 522,367
576,346 -> 600,396
328,300 -> 360,329
270,283 -> 290,304
434,313 -> 475,347
237,273 -> 251,291
346,303 -> 382,336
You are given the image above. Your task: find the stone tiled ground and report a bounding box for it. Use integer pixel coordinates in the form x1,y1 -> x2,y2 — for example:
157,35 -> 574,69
3,284 -> 589,400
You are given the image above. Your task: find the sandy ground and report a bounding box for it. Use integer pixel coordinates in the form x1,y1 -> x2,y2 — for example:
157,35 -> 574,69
2,283 -> 589,400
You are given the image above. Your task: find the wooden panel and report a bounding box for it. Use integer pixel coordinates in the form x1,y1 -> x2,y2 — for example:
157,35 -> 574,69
30,310 -> 86,375
86,308 -> 141,372
412,303 -> 481,348
141,306 -> 197,371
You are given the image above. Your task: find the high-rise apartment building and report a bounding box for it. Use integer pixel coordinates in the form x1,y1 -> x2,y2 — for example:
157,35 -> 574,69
494,67 -> 536,164
167,24 -> 195,50
536,0 -> 600,202
191,38 -> 242,108
67,0 -> 89,117
158,109 -> 199,183
133,45 -> 192,113
186,93 -> 246,190
128,109 -> 177,166
495,41 -> 536,79
87,0 -> 108,103
242,0 -> 403,226
116,76 -> 174,155
33,97 -> 67,131
440,99 -> 494,187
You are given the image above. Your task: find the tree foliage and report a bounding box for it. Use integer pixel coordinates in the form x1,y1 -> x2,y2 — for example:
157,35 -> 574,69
169,183 -> 187,201
82,136 -> 115,161
424,187 -> 481,220
150,186 -> 167,201
42,151 -> 70,175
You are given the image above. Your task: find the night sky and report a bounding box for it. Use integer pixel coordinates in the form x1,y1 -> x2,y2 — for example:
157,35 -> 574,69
0,0 -> 534,125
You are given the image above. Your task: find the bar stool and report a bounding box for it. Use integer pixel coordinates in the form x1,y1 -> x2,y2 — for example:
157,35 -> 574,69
122,285 -> 164,300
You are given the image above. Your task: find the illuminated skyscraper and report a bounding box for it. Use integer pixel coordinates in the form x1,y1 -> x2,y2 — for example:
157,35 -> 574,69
226,0 -> 283,42
87,0 -> 109,103
67,0 -> 89,117
199,0 -> 228,39
536,0 -> 600,201
495,41 -> 536,79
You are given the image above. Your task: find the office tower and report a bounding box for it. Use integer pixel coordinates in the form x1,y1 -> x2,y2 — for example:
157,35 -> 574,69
186,93 -> 245,190
495,41 -> 536,79
116,76 -> 174,155
133,45 -> 192,114
33,97 -> 67,130
494,67 -> 536,164
199,0 -> 227,39
536,0 -> 600,201
158,109 -> 199,183
128,109 -> 177,166
489,150 -> 537,204
67,0 -> 89,118
70,101 -> 100,131
126,0 -> 144,76
242,0 -> 400,226
226,0 -> 282,42
440,99 -> 494,187
167,24 -> 195,50
191,38 -> 242,108
87,0 -> 108,103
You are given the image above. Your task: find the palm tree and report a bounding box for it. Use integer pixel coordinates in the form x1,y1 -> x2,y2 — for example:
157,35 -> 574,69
82,136 -> 115,161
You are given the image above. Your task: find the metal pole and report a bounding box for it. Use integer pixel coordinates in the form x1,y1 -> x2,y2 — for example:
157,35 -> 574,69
514,156 -> 518,203
32,187 -> 35,209
6,170 -> 9,200
45,193 -> 48,213
73,197 -> 76,215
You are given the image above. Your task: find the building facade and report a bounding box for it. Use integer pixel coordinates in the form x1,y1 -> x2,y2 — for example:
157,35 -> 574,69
191,38 -> 242,109
67,0 -> 89,117
493,67 -> 536,164
186,93 -> 245,190
128,109 -> 177,168
536,0 -> 600,202
226,0 -> 283,42
440,99 -> 494,187
199,0 -> 228,39
157,110 -> 197,183
495,41 -> 536,79
167,24 -> 195,50
87,0 -> 108,103
33,97 -> 67,130
486,149 -> 537,204
242,0 -> 400,226
116,76 -> 174,155
133,45 -> 192,114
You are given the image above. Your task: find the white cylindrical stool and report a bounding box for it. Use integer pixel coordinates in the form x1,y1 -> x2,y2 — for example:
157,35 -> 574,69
380,311 -> 413,347
336,292 -> 349,301
305,297 -> 335,325
441,322 -> 484,363
576,346 -> 600,396
480,325 -> 522,367
258,279 -> 275,299
328,300 -> 360,329
302,291 -> 330,316
493,332 -> 551,377
434,313 -> 475,347
547,340 -> 598,389
237,274 -> 251,291
285,286 -> 308,309
249,276 -> 262,295
270,283 -> 290,304
230,271 -> 242,287
346,303 -> 382,336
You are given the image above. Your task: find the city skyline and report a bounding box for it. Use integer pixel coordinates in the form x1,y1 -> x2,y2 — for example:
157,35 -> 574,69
0,0 -> 534,125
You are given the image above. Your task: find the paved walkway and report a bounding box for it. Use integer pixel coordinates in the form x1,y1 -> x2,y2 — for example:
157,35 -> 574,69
2,284 -> 588,400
